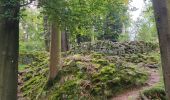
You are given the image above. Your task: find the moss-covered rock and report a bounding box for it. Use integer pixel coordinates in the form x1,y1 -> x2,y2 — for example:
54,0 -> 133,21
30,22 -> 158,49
70,41 -> 158,55
19,51 -> 48,65
141,86 -> 166,100
20,52 -> 149,100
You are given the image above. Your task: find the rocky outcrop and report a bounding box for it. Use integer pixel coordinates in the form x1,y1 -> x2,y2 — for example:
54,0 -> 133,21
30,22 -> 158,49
70,41 -> 158,55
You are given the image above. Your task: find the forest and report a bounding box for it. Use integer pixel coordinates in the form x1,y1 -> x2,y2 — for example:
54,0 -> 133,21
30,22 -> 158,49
0,0 -> 170,100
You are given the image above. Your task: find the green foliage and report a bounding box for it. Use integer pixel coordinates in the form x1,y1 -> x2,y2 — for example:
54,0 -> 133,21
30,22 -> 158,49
19,51 -> 48,65
19,8 -> 44,52
91,53 -> 103,59
140,64 -> 166,100
123,52 -> 160,67
93,59 -> 109,66
118,33 -> 130,42
50,79 -> 84,100
136,0 -> 158,42
142,86 -> 166,100
98,5 -> 129,42
39,0 -> 130,43
0,0 -> 20,20
141,79 -> 166,100
18,64 -> 27,71
19,41 -> 45,52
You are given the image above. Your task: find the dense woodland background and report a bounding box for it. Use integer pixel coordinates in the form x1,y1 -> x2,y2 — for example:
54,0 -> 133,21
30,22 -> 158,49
0,0 -> 170,100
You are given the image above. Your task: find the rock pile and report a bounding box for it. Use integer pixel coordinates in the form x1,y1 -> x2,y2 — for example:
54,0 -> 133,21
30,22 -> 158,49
70,41 -> 158,55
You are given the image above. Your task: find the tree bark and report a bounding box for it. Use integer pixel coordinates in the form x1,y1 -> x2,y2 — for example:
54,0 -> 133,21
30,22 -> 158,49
0,1 -> 19,100
49,22 -> 61,81
152,0 -> 170,99
61,30 -> 69,52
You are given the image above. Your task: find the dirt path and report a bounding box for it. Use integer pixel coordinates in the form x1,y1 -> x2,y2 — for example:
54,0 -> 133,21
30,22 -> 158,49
111,68 -> 160,100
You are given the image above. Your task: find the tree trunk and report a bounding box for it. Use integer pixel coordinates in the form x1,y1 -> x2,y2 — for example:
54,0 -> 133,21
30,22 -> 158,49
91,26 -> 95,43
152,0 -> 170,99
0,1 -> 19,100
61,30 -> 69,52
49,22 -> 61,81
122,23 -> 126,34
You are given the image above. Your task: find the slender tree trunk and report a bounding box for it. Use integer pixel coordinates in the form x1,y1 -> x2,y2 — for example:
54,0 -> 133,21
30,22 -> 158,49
49,22 -> 61,81
91,26 -> 95,43
0,1 -> 19,100
61,30 -> 69,52
122,23 -> 126,34
152,0 -> 170,99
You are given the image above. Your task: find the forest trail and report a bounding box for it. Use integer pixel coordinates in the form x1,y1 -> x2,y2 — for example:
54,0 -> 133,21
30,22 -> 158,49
111,68 -> 160,100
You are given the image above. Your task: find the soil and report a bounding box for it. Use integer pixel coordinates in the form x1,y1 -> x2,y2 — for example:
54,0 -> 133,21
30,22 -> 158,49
111,68 -> 160,100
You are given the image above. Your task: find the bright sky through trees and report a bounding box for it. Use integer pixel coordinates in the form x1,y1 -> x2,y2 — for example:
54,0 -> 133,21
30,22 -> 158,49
128,0 -> 145,41
130,0 -> 144,21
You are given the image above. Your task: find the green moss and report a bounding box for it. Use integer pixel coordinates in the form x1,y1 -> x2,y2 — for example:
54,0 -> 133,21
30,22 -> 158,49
19,51 -> 48,65
142,86 -> 166,100
100,66 -> 116,74
20,52 -> 149,100
91,53 -> 103,59
76,61 -> 86,68
91,65 -> 148,97
123,52 -> 160,66
50,79 -> 83,100
23,73 -> 32,81
18,64 -> 27,71
94,63 -> 100,69
94,59 -> 109,66
141,70 -> 166,100
66,60 -> 76,67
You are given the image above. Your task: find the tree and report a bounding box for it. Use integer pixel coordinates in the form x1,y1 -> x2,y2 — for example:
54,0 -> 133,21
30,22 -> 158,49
39,0 -> 130,82
20,7 -> 44,52
48,21 -> 61,81
97,0 -> 129,42
136,0 -> 157,42
0,0 -> 20,100
61,30 -> 69,52
152,0 -> 170,99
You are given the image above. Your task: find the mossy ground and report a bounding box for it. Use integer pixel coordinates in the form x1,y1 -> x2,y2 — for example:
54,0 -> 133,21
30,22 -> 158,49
18,41 -> 166,100
19,51 -> 156,100
141,84 -> 166,100
138,52 -> 167,100
140,67 -> 166,100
